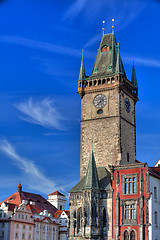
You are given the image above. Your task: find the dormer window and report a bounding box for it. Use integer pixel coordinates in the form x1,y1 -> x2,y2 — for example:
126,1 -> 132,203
101,45 -> 110,52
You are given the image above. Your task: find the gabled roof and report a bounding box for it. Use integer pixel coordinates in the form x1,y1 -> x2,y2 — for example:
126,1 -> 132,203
54,210 -> 69,218
154,159 -> 160,167
48,191 -> 65,197
1,190 -> 58,216
35,217 -> 60,225
148,167 -> 160,179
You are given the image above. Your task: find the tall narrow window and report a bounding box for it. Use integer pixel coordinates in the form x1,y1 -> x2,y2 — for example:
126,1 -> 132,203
77,208 -> 82,233
127,153 -> 129,162
154,187 -> 157,201
103,208 -> 106,227
124,230 -> 129,240
130,230 -> 136,240
155,211 -> 157,226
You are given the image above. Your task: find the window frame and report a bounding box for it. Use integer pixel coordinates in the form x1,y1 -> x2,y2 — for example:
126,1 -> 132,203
121,199 -> 138,225
121,174 -> 138,195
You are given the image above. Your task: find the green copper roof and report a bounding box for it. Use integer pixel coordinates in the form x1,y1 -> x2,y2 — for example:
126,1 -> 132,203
69,167 -> 111,193
78,53 -> 86,80
115,44 -> 127,78
90,33 -> 126,78
84,145 -> 99,190
131,61 -> 138,87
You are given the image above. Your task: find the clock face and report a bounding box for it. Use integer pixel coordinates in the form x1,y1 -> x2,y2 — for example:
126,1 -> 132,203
125,98 -> 130,112
93,94 -> 107,108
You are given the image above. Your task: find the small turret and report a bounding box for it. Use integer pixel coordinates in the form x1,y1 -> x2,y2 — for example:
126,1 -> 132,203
17,183 -> 22,192
78,50 -> 86,80
131,58 -> 138,87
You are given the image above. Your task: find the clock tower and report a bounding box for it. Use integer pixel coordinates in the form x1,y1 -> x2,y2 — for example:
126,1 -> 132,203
78,29 -> 138,179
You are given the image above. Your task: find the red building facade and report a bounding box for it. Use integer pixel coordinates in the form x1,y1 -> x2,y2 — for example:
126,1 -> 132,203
111,162 -> 150,240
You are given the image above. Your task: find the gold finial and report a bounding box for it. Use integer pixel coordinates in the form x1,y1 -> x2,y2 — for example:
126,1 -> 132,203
102,20 -> 105,35
82,49 -> 84,58
112,19 -> 115,33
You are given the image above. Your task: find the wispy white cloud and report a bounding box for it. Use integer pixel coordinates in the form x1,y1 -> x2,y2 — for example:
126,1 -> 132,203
0,35 -> 81,58
84,33 -> 101,48
63,0 -> 87,20
123,55 -> 160,68
14,98 -> 65,130
0,138 -> 64,194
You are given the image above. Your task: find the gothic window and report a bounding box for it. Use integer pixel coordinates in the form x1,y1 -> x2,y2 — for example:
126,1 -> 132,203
103,208 -> 106,227
124,204 -> 136,220
130,230 -> 136,240
127,153 -> 129,162
92,203 -> 97,225
77,208 -> 82,233
124,177 -> 136,194
73,211 -> 76,219
124,230 -> 129,240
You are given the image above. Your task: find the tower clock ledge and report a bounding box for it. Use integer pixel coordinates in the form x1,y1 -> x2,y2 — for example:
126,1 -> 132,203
78,74 -> 138,102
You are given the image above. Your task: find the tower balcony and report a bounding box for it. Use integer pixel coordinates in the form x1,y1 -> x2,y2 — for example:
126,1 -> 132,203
78,74 -> 138,101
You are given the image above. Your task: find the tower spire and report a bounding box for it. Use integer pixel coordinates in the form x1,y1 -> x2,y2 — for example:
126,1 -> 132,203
78,50 -> 86,80
84,143 -> 99,190
131,58 -> 138,87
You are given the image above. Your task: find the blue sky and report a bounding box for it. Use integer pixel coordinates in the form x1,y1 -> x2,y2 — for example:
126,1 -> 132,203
0,0 -> 160,206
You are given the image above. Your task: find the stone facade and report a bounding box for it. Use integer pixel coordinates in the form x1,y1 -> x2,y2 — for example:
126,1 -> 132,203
68,29 -> 160,240
80,76 -> 137,179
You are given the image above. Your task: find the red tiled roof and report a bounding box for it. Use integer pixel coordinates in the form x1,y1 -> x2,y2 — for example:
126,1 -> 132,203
27,204 -> 41,216
48,191 -> 65,197
3,202 -> 16,212
148,167 -> 160,179
1,191 -> 58,216
54,210 -> 69,218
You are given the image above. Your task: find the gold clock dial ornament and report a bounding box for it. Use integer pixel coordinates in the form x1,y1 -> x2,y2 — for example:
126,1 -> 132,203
93,94 -> 107,108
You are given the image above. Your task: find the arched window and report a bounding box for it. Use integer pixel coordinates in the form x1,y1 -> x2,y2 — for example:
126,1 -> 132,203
124,230 -> 129,240
77,208 -> 82,233
103,208 -> 106,227
92,203 -> 97,225
130,230 -> 136,240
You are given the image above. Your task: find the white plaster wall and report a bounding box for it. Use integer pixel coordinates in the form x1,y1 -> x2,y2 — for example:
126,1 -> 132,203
149,175 -> 160,240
